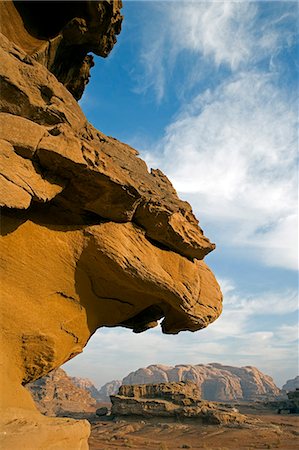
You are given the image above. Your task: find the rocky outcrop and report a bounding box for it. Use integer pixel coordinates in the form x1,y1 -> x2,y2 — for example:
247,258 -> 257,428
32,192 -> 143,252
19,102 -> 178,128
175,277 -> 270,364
119,364 -> 280,401
98,380 -> 122,402
111,381 -> 249,425
27,368 -> 97,416
267,389 -> 299,415
71,376 -> 101,401
0,0 -> 123,100
0,2 -> 222,449
282,376 -> 299,393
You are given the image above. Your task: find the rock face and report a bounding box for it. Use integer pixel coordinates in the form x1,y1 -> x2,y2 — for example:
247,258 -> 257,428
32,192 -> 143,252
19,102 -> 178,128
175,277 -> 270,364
0,2 -> 222,449
111,381 -> 249,425
98,380 -> 122,402
0,0 -> 123,100
27,368 -> 97,416
71,376 -> 101,401
282,376 -> 299,393
119,364 -> 280,401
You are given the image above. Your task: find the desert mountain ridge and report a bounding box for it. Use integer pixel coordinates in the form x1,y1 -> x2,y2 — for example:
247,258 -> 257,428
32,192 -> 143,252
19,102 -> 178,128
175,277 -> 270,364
27,362 -> 289,415
97,363 -> 282,402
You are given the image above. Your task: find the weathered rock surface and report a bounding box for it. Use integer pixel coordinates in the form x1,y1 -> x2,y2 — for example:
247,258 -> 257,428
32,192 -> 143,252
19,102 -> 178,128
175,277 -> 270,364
98,379 -> 122,402
282,376 -> 299,393
71,375 -> 101,401
0,1 -> 222,448
0,412 -> 90,450
0,0 -> 123,100
27,368 -> 97,416
117,364 -> 280,401
266,389 -> 299,415
111,381 -> 250,425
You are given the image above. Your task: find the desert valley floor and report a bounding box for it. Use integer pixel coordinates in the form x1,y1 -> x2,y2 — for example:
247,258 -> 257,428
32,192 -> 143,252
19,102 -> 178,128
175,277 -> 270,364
87,411 -> 299,450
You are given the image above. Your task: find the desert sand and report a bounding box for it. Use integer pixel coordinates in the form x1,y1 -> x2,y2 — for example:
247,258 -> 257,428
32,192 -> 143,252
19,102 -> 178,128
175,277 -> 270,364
88,412 -> 299,450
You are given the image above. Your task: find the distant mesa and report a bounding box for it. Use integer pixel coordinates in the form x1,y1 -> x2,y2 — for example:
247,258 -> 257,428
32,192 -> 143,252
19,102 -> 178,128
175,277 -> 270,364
26,365 -> 298,422
99,363 -> 281,402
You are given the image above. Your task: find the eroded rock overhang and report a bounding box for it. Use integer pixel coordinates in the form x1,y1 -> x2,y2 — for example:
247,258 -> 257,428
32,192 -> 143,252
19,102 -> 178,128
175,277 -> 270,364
0,0 -> 123,100
0,0 -> 222,342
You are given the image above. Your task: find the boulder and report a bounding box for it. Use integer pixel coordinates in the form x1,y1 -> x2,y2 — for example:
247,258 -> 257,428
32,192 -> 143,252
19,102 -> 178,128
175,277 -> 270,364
96,407 -> 109,417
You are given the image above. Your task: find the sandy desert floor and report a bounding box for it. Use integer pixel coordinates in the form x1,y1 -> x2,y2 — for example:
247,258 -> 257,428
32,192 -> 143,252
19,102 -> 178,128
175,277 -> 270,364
88,412 -> 299,450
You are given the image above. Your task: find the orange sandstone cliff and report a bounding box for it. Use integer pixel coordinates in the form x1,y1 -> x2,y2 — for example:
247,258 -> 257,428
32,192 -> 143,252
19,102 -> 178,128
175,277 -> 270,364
0,1 -> 222,448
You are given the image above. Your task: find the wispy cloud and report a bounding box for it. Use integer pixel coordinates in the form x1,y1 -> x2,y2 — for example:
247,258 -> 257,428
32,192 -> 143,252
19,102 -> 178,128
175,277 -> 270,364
141,71 -> 298,270
136,1 -> 297,101
131,2 -> 298,271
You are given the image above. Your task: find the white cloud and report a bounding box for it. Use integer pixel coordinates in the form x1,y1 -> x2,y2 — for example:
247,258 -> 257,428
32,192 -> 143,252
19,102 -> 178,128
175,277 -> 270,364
136,1 -> 296,100
141,71 -> 298,270
168,1 -> 257,70
251,213 -> 298,270
198,279 -> 298,342
132,1 -> 298,271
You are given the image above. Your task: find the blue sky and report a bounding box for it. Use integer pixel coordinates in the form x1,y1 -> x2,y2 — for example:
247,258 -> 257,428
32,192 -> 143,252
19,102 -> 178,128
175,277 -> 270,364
64,1 -> 298,388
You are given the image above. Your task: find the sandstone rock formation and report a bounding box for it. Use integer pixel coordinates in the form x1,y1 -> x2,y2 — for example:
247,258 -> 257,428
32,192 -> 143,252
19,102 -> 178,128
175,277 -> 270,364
282,376 -> 299,393
27,368 -> 97,416
0,0 -> 123,100
111,381 -> 249,425
107,363 -> 280,401
0,1 -> 222,448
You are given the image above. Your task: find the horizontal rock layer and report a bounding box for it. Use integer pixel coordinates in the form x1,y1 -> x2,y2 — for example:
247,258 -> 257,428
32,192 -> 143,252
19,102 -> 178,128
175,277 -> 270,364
0,31 -> 216,263
111,381 -> 249,425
